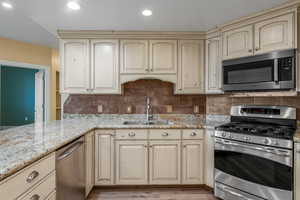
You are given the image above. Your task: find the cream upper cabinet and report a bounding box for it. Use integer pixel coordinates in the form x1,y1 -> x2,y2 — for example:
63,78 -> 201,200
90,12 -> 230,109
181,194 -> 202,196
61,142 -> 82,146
204,129 -> 215,188
95,131 -> 114,185
115,140 -> 148,185
206,38 -> 222,94
149,40 -> 177,74
120,40 -> 149,74
176,40 -> 205,94
60,39 -> 90,93
222,25 -> 254,60
91,40 -> 120,94
295,143 -> 300,200
149,140 -> 181,184
182,140 -> 204,184
254,13 -> 294,54
85,131 -> 94,197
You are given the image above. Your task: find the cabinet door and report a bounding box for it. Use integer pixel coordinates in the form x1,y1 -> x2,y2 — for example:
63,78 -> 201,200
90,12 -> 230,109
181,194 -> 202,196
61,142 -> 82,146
115,140 -> 148,185
85,132 -> 94,197
95,133 -> 114,185
204,129 -> 215,188
295,143 -> 300,200
60,39 -> 90,93
91,40 -> 120,94
149,40 -> 177,74
206,38 -> 222,94
176,40 -> 204,94
149,141 -> 181,184
222,25 -> 254,60
182,140 -> 204,184
254,13 -> 294,54
120,40 -> 149,74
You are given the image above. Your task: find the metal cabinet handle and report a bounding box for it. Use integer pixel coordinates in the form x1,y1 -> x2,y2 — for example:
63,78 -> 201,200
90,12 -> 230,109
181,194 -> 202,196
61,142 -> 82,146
248,49 -> 252,53
30,194 -> 40,200
255,47 -> 260,51
162,132 -> 169,136
26,171 -> 39,183
145,68 -> 149,72
190,132 -> 197,136
150,68 -> 154,72
128,132 -> 136,137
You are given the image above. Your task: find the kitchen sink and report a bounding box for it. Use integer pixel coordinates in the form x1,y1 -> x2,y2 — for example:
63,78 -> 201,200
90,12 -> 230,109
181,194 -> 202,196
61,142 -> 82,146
122,120 -> 174,125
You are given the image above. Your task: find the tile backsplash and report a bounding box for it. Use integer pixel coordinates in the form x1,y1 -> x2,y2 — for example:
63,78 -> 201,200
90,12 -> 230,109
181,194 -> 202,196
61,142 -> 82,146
206,94 -> 300,119
64,79 -> 206,115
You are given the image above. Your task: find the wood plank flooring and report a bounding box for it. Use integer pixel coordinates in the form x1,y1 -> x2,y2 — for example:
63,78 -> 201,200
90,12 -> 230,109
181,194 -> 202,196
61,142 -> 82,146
87,187 -> 218,200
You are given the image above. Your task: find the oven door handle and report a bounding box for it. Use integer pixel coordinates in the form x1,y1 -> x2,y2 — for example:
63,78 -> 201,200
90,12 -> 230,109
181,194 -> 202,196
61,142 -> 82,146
217,185 -> 255,200
216,140 -> 290,157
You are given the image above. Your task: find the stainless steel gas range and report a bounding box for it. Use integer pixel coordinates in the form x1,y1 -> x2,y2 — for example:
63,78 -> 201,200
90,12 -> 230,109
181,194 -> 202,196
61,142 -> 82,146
214,105 -> 297,200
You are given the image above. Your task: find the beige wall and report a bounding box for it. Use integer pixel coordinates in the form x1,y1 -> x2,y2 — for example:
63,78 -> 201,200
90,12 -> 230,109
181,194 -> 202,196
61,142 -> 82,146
0,36 -> 59,121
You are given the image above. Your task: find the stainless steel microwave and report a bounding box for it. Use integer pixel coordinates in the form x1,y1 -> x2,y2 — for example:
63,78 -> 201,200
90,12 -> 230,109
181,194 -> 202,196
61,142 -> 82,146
223,49 -> 296,92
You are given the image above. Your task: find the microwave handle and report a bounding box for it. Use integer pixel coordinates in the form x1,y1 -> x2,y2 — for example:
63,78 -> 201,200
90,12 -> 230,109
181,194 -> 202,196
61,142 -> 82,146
274,58 -> 279,83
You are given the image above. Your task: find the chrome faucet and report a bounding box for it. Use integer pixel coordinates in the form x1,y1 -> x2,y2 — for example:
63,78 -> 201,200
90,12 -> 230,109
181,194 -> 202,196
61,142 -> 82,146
146,97 -> 153,122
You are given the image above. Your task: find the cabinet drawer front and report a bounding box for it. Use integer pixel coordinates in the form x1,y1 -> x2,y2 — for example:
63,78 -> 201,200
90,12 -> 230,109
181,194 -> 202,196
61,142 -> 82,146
95,129 -> 115,136
18,172 -> 56,200
149,129 -> 181,140
0,153 -> 55,200
116,129 -> 148,140
182,129 -> 204,140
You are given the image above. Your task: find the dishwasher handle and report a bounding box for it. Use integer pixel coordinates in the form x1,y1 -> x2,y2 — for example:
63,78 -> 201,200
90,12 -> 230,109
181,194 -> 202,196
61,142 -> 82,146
57,141 -> 84,161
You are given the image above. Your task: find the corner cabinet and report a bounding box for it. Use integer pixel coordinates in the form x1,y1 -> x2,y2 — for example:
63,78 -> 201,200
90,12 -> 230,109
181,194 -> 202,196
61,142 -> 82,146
60,39 -> 90,93
176,40 -> 205,94
222,25 -> 254,60
90,40 -> 120,94
60,39 -> 120,94
205,37 -> 222,94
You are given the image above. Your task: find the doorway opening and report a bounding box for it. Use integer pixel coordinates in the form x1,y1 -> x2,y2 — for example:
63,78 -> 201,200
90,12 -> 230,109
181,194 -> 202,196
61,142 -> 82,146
0,65 -> 46,130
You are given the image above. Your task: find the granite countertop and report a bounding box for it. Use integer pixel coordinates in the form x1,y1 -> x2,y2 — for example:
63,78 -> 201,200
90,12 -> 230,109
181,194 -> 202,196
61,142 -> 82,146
0,115 -> 229,182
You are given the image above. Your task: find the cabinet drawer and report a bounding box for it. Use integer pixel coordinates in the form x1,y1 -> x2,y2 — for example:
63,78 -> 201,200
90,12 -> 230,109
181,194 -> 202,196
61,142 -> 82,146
18,172 -> 56,200
115,129 -> 148,140
149,129 -> 181,140
0,153 -> 55,200
182,129 -> 204,140
95,129 -> 115,136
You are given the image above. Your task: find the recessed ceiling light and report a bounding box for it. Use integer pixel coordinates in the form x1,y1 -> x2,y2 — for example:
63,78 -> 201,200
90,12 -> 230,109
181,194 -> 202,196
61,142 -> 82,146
67,1 -> 80,10
142,9 -> 152,16
1,1 -> 13,9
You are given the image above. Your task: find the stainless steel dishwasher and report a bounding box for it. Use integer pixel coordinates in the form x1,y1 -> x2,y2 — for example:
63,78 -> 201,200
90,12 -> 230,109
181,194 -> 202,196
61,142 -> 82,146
56,136 -> 85,200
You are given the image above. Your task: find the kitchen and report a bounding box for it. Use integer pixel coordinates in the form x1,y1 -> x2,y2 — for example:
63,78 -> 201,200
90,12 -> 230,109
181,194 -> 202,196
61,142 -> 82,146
1,0 -> 300,200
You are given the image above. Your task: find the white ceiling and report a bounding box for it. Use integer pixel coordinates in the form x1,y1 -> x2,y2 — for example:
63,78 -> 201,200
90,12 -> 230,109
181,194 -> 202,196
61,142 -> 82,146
0,0 -> 290,48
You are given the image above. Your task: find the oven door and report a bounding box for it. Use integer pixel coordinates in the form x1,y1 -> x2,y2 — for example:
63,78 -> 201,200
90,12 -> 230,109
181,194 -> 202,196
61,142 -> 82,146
214,138 -> 293,200
223,59 -> 280,91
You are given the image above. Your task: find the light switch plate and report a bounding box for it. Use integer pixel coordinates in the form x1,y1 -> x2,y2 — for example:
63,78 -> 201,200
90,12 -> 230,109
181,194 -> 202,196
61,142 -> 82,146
127,106 -> 132,114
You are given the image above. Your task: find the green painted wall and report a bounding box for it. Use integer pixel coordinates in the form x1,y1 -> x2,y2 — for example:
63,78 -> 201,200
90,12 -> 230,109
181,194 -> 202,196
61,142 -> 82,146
1,66 -> 38,126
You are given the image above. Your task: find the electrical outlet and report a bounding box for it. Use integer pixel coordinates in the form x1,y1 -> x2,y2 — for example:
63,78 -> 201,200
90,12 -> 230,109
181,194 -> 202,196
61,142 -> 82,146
166,105 -> 173,113
194,105 -> 199,114
97,105 -> 103,113
126,106 -> 133,114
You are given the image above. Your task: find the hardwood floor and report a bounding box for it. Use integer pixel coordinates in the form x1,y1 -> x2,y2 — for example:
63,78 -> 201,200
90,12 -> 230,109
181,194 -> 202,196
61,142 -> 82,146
87,187 -> 218,200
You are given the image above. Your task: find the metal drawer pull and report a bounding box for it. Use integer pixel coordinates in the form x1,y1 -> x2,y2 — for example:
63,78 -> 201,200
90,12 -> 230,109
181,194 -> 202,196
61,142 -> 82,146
190,132 -> 197,136
26,171 -> 39,183
128,132 -> 136,137
30,194 -> 40,200
162,132 -> 169,136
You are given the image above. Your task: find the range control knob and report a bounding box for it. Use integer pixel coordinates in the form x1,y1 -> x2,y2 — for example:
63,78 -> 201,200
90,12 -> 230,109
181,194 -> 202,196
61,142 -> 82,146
229,134 -> 234,139
244,136 -> 251,141
221,132 -> 226,137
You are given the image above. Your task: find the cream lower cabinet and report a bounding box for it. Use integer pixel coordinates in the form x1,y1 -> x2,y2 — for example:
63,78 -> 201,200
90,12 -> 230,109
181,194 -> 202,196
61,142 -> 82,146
149,140 -> 181,184
85,131 -> 94,197
115,140 -> 148,185
294,143 -> 300,200
95,130 -> 115,185
182,140 -> 204,184
204,129 -> 215,188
